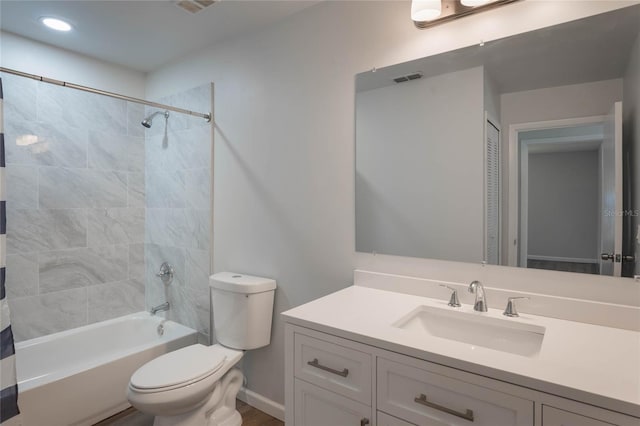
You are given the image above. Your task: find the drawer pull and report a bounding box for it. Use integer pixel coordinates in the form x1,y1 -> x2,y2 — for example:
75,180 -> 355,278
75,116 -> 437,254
414,393 -> 474,422
360,418 -> 370,426
307,358 -> 349,377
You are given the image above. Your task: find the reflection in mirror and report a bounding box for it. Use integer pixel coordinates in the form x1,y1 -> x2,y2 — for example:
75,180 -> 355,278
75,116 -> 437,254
355,5 -> 640,277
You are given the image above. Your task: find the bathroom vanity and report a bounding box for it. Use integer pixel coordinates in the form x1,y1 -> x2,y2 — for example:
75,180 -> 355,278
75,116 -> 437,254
282,280 -> 640,426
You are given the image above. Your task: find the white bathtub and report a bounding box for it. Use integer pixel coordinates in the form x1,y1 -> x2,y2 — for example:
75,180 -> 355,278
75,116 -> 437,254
15,312 -> 198,426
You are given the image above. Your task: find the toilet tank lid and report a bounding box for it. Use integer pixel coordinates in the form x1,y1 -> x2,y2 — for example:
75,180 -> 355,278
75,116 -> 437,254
210,272 -> 276,294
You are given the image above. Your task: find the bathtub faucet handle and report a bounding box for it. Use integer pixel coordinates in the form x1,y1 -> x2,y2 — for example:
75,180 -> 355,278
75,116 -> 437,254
156,262 -> 174,285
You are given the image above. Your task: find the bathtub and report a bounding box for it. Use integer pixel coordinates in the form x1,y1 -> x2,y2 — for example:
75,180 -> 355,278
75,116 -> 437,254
15,312 -> 198,426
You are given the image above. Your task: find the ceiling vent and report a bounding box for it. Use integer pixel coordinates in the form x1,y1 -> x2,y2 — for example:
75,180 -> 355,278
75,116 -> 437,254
174,0 -> 216,14
393,72 -> 423,83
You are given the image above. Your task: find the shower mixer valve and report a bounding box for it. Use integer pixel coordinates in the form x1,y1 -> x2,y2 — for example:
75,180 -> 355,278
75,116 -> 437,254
156,262 -> 174,285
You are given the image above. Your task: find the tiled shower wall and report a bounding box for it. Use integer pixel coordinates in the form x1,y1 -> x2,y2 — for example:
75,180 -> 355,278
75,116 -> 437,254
2,73 -> 146,341
144,84 -> 212,341
3,74 -> 212,342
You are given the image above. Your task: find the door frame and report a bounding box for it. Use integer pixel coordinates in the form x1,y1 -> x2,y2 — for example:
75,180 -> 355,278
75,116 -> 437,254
507,115 -> 606,267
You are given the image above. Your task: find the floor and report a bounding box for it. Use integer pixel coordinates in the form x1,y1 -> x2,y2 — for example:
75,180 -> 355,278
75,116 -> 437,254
527,259 -> 599,274
96,400 -> 283,426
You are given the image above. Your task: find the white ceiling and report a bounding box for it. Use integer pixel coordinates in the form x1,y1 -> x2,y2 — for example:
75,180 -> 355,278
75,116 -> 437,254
356,5 -> 640,94
0,0 -> 320,72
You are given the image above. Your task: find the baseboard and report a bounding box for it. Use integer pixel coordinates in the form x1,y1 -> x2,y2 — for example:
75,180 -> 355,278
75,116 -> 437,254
237,387 -> 285,421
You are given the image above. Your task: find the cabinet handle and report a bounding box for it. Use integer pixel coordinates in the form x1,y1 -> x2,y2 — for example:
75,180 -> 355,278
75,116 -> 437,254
307,358 -> 349,377
414,393 -> 474,422
360,418 -> 370,426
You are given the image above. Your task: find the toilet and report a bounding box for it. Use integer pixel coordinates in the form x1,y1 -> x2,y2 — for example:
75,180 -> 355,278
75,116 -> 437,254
127,272 -> 276,426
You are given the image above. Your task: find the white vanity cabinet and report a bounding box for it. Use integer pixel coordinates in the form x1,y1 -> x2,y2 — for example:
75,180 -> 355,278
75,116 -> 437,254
284,323 -> 639,426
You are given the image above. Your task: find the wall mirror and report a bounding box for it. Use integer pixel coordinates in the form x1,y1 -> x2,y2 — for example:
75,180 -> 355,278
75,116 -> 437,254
355,5 -> 639,278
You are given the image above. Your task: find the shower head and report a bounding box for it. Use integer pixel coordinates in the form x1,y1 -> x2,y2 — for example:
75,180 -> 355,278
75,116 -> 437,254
141,110 -> 169,128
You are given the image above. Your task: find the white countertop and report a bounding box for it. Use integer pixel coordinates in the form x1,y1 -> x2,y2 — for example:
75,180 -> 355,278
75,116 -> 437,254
282,285 -> 640,417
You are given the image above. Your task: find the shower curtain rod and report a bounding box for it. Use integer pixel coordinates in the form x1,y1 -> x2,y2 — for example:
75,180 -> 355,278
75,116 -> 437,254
0,67 -> 212,122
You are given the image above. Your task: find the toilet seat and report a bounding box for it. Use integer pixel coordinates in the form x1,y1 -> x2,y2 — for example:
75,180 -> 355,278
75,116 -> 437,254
130,344 -> 228,393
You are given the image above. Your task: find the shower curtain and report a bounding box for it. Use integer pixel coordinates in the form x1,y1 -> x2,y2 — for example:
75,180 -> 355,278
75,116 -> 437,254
0,77 -> 21,425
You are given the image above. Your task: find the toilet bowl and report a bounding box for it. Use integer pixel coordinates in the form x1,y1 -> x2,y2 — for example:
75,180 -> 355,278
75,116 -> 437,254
127,272 -> 276,426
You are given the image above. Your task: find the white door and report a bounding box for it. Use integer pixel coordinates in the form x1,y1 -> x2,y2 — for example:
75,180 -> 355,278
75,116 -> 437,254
600,102 -> 623,276
294,379 -> 372,426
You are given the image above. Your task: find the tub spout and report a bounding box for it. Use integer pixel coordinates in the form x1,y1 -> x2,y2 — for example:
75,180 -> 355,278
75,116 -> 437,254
150,302 -> 170,315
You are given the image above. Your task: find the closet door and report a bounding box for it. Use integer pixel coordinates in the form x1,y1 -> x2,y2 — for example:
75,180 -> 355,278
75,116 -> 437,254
485,117 -> 501,265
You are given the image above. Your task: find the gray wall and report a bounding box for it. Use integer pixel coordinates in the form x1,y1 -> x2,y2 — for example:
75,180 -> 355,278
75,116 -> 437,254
623,33 -> 640,276
3,72 -> 145,341
143,84 -> 212,341
355,66 -> 484,262
527,150 -> 599,261
500,78 -> 624,263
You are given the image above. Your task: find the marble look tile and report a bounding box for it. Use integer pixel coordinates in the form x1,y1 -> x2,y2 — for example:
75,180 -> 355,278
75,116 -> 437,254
186,209 -> 210,251
88,279 -> 145,324
4,120 -> 88,168
88,208 -> 144,246
127,102 -> 145,138
8,288 -> 87,342
39,245 -> 129,293
38,83 -> 127,135
6,165 -> 38,209
39,167 -> 127,208
145,125 -> 210,172
145,209 -> 185,247
5,253 -> 39,299
1,73 -> 37,125
129,243 -> 145,281
6,209 -> 87,254
145,208 -> 210,250
145,170 -> 186,208
128,172 -> 145,208
88,130 -> 144,172
185,168 -> 211,210
185,249 -> 211,335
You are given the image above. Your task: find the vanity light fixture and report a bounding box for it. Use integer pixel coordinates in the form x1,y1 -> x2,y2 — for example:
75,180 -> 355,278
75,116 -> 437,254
40,17 -> 72,32
412,0 -> 520,29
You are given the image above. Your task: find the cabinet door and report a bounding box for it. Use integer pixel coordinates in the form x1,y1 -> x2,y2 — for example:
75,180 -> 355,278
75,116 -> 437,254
543,406 -> 616,426
294,379 -> 372,426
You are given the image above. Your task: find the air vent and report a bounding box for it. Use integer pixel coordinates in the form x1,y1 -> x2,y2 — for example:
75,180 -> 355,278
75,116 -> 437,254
174,0 -> 215,14
393,72 -> 423,83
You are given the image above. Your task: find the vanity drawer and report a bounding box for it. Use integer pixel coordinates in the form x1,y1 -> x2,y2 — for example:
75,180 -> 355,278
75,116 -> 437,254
294,333 -> 372,405
378,411 -> 415,426
377,357 -> 534,426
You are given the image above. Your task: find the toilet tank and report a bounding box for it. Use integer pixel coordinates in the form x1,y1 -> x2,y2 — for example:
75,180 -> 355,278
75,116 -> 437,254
210,272 -> 276,350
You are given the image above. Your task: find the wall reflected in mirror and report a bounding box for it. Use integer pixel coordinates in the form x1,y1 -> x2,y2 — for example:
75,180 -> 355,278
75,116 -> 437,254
355,5 -> 640,277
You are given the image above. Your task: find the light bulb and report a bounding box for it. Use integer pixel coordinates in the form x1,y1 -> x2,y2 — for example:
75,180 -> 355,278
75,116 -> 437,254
411,0 -> 442,21
461,0 -> 492,7
40,17 -> 72,32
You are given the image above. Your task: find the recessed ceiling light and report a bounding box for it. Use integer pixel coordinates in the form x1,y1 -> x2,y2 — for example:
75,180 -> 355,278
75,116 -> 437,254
40,17 -> 72,32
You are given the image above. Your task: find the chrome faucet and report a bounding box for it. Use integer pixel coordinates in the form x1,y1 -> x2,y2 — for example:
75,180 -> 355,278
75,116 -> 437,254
150,302 -> 170,315
468,280 -> 488,312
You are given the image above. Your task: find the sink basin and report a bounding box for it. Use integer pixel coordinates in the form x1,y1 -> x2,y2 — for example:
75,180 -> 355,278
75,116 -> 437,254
393,305 -> 545,357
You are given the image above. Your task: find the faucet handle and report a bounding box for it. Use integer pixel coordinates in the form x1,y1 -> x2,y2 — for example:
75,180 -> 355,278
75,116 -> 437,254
503,297 -> 529,317
439,285 -> 461,308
